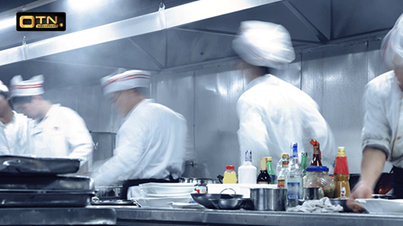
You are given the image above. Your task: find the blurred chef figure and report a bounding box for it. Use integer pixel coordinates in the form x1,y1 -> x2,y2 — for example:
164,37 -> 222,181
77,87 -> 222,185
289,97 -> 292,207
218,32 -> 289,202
92,69 -> 188,199
10,75 -> 93,173
348,14 -> 403,211
233,21 -> 337,172
0,80 -> 32,156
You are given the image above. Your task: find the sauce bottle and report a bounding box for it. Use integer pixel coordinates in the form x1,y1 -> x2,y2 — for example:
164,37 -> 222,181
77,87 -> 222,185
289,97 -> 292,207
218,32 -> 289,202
223,165 -> 237,184
266,157 -> 276,184
333,147 -> 350,198
257,157 -> 270,184
300,152 -> 309,176
309,139 -> 322,166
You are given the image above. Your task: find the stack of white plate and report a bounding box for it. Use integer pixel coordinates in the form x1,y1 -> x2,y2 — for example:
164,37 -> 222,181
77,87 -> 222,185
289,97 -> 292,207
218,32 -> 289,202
136,183 -> 195,208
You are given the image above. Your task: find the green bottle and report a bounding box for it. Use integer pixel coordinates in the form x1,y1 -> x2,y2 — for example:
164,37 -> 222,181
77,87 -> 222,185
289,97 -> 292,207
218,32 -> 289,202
301,152 -> 309,176
266,157 -> 276,184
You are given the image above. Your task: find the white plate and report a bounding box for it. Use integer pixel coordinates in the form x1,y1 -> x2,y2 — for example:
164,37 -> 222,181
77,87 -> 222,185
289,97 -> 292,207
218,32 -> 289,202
355,199 -> 403,214
169,202 -> 205,209
143,193 -> 193,198
139,183 -> 195,195
136,196 -> 193,208
139,183 -> 195,188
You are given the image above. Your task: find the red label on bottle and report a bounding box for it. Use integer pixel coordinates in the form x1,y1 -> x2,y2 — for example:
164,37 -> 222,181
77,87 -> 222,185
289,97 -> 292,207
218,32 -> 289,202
277,180 -> 285,187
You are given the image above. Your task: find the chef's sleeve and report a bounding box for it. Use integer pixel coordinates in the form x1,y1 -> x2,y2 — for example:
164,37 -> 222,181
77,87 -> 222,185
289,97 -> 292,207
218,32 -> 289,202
92,116 -> 147,186
65,111 -> 93,168
237,98 -> 269,166
361,85 -> 391,158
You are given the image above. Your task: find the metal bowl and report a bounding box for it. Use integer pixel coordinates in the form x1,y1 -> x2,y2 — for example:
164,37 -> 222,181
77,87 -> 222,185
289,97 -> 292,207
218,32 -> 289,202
191,193 -> 242,209
209,197 -> 253,210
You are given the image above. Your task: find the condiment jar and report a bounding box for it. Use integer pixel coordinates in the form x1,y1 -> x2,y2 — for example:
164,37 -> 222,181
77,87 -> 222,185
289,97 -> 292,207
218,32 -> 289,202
303,166 -> 335,198
223,165 -> 237,184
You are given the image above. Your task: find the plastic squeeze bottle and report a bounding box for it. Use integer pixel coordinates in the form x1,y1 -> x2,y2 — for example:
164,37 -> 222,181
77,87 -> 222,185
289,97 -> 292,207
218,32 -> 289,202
223,165 -> 237,184
333,147 -> 350,198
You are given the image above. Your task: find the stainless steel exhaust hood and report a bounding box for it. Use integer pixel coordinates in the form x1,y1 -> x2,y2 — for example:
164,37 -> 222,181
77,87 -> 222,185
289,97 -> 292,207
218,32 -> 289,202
0,0 -> 401,85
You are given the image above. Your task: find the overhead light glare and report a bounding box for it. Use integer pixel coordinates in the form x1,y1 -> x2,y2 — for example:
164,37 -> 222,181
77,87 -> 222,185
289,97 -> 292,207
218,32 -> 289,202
0,16 -> 15,30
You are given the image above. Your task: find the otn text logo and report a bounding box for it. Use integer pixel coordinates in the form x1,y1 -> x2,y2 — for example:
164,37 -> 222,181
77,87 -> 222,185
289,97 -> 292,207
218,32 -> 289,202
16,12 -> 66,31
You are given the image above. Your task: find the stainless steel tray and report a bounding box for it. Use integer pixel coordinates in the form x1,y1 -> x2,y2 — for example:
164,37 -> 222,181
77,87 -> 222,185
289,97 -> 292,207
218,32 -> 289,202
0,175 -> 94,190
0,155 -> 80,175
0,189 -> 95,207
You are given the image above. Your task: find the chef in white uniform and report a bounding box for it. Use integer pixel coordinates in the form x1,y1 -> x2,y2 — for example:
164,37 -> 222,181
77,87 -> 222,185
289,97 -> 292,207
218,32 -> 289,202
0,80 -> 32,156
10,75 -> 93,172
348,14 -> 403,211
92,69 -> 188,199
233,21 -> 337,172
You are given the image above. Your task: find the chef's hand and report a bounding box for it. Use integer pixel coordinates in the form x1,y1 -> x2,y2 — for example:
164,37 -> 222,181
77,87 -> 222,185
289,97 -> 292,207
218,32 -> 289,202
347,181 -> 373,212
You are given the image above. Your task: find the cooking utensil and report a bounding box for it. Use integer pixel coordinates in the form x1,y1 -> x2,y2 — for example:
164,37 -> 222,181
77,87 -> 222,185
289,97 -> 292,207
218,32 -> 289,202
191,193 -> 243,209
0,175 -> 93,190
250,187 -> 287,211
0,189 -> 95,207
0,155 -> 80,175
209,197 -> 254,210
329,198 -> 353,212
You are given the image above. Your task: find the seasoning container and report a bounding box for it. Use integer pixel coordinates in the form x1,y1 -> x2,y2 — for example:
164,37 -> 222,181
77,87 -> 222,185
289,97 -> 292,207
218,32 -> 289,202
300,152 -> 309,176
266,157 -> 276,184
223,165 -> 237,184
238,150 -> 257,184
257,157 -> 271,184
277,154 -> 289,188
309,139 -> 322,166
303,166 -> 335,198
333,147 -> 350,198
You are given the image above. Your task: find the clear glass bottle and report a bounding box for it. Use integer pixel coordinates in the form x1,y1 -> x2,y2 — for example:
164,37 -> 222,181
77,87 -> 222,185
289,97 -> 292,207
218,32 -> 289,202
300,152 -> 309,176
238,150 -> 257,184
266,157 -> 276,184
257,157 -> 270,184
276,153 -> 288,176
287,143 -> 303,208
277,153 -> 289,188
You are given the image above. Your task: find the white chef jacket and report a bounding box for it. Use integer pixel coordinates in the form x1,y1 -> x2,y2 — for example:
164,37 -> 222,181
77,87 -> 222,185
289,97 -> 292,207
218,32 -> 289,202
92,99 -> 187,195
362,70 -> 403,168
237,74 -> 337,173
31,104 -> 93,167
0,127 -> 9,155
0,111 -> 33,156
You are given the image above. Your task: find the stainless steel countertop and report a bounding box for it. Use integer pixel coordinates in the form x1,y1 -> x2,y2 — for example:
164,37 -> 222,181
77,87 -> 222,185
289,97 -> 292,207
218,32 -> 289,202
0,207 -> 116,225
106,206 -> 403,226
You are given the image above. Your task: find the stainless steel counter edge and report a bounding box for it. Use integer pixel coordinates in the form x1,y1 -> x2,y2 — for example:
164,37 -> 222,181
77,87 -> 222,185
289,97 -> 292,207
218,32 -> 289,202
107,206 -> 403,226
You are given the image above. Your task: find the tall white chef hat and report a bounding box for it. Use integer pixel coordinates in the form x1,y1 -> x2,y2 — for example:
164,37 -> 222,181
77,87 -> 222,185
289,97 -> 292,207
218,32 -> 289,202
0,80 -> 9,93
101,69 -> 151,95
232,20 -> 295,69
10,75 -> 44,98
381,14 -> 403,69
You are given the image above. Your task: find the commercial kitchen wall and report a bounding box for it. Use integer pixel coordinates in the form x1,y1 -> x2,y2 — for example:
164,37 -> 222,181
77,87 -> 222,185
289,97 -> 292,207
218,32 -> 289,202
44,38 -> 391,176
